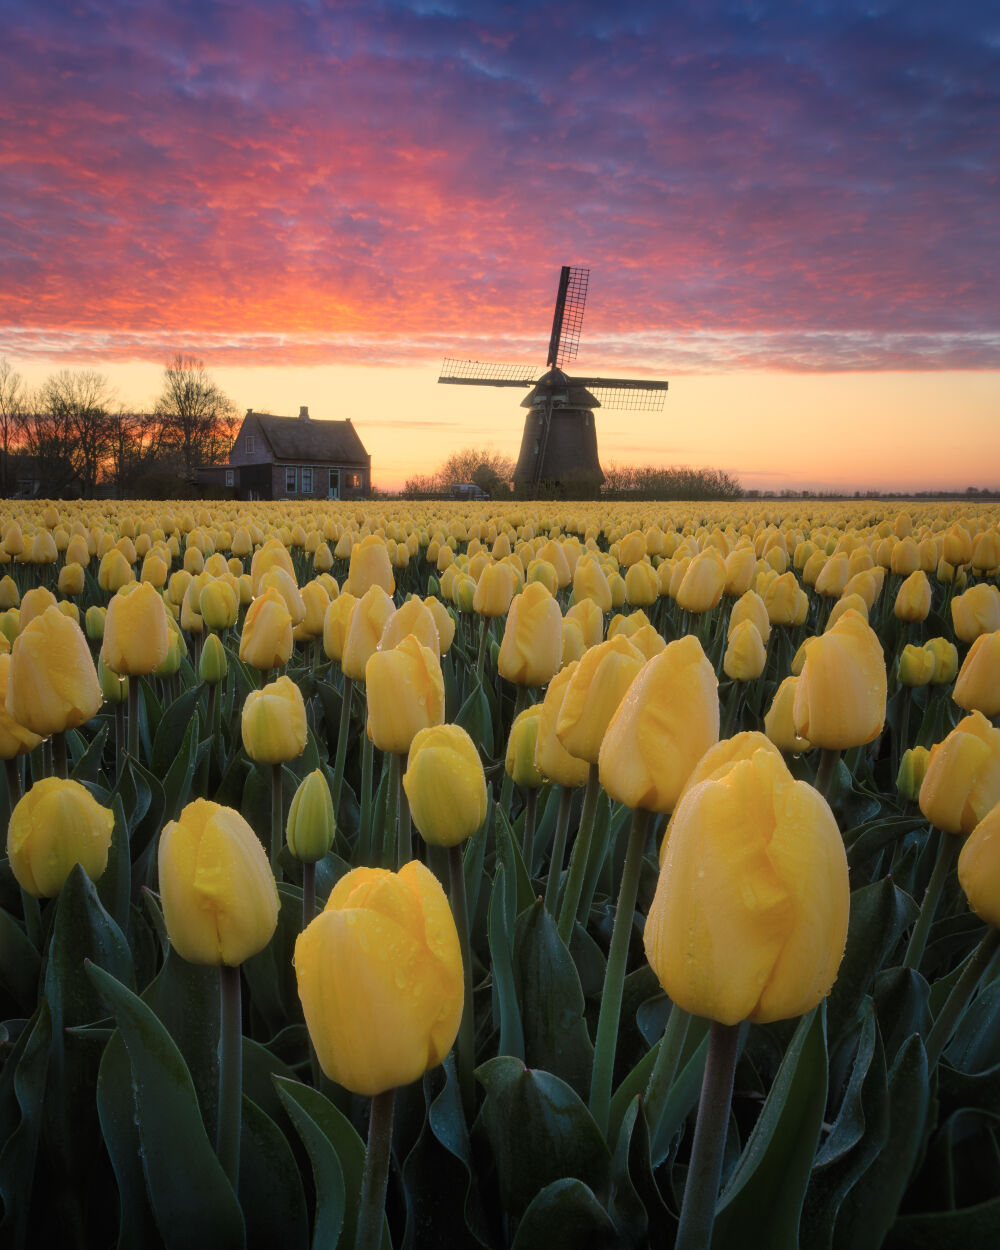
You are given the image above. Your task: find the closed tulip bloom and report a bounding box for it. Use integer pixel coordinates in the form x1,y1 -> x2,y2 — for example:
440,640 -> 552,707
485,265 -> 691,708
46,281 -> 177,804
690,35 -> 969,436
0,654 -> 43,759
629,624 -> 666,661
156,628 -> 184,678
608,609 -> 651,641
58,562 -> 85,598
762,572 -> 805,626
943,526 -> 974,566
293,580 -> 332,643
242,675 -> 308,764
815,554 -> 850,598
793,610 -> 886,750
957,802 -> 1000,928
644,748 -> 849,1025
140,553 -> 169,588
322,591 -> 358,663
473,562 -> 517,618
898,643 -> 935,687
919,711 -> 1000,835
424,596 -> 456,654
954,632 -> 1000,717
890,537 -> 921,576
557,636 -> 645,765
341,585 -> 395,681
102,582 -> 170,676
561,617 -> 587,667
199,633 -> 228,686
380,597 -> 440,655
497,582 -> 562,687
200,579 -> 239,631
99,657 -> 128,705
728,590 -> 771,645
925,636 -> 959,684
527,558 -> 560,597
20,586 -> 58,628
952,584 -> 1000,644
250,538 -> 296,594
0,575 -> 19,609
347,534 -> 395,598
826,593 -> 869,632
599,635 -> 719,812
676,551 -> 726,614
6,606 -> 102,736
158,799 -> 279,965
724,619 -> 767,681
294,861 -> 463,1095
7,777 -> 115,898
894,570 -> 932,622
972,529 -> 1000,572
258,567 -> 306,627
724,545 -> 757,597
98,548 -> 134,593
286,769 -> 337,863
765,676 -> 813,755
505,705 -> 545,788
572,556 -> 612,612
239,588 -> 294,670
404,724 -> 487,847
843,567 -> 885,611
625,560 -> 659,607
366,635 -> 445,754
897,746 -> 931,803
534,662 -> 591,787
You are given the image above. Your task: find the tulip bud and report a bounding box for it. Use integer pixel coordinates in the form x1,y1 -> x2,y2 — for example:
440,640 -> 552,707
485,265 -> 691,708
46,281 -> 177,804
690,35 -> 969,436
505,705 -> 545,789
599,635 -> 719,812
572,556 -> 612,612
156,629 -> 184,678
366,635 -> 445,754
6,606 -> 102,736
497,582 -> 563,688
58,561 -> 86,598
380,597 -> 440,655
286,769 -> 337,863
0,575 -> 19,609
99,657 -> 128,704
473,562 -> 517,618
893,570 -> 931,623
0,654 -> 43,759
98,548 -> 134,593
294,861 -> 463,1094
953,631 -> 1000,718
20,586 -> 57,629
200,579 -> 239,631
952,583 -> 1000,644
556,635 -> 645,765
676,551 -> 726,614
919,711 -> 1000,835
424,596 -> 456,655
645,748 -> 849,1024
897,746 -> 930,803
7,777 -> 115,898
199,633 -> 229,686
957,803 -> 1000,929
723,619 -> 767,681
158,799 -> 279,965
346,534 -> 395,598
404,724 -> 487,846
793,610 -> 886,750
239,588 -> 294,671
898,643 -> 934,687
925,636 -> 959,684
341,585 -> 394,681
241,675 -> 308,765
102,582 -> 171,676
534,662 -> 590,787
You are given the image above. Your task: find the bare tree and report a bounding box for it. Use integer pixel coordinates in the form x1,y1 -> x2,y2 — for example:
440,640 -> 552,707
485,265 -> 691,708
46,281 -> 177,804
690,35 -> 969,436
154,354 -> 239,474
105,409 -> 162,498
33,369 -> 114,498
438,447 -> 515,491
0,358 -> 28,496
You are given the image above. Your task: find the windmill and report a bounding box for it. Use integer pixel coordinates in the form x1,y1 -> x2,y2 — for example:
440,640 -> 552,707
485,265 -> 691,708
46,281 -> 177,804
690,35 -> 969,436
439,266 -> 669,498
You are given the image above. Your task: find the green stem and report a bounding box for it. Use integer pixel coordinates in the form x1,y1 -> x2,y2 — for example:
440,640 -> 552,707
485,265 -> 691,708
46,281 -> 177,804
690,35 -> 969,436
557,764 -> 601,945
359,717 -> 374,863
475,616 -> 490,681
127,677 -> 140,760
590,807 -> 651,1136
903,828 -> 960,970
448,843 -> 475,1122
544,786 -> 574,914
52,730 -> 68,779
396,754 -> 411,868
499,685 -> 530,814
270,762 -> 284,876
383,753 -> 400,868
675,1021 -> 741,1250
814,747 -> 840,800
644,1003 -> 692,1126
115,700 -> 126,781
355,1089 -> 395,1250
216,964 -> 243,1191
521,788 -> 538,872
302,861 -> 316,930
332,674 -> 353,816
925,928 -> 1000,1067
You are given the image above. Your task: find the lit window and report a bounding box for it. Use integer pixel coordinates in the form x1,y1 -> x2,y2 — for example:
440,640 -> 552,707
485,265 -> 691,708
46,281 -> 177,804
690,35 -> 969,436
301,467 -> 313,493
245,435 -> 254,453
286,467 -> 297,493
225,470 -> 234,487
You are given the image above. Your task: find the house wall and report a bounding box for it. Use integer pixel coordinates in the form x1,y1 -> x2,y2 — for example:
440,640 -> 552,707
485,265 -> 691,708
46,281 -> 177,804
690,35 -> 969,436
228,414 -> 268,468
271,462 -> 370,500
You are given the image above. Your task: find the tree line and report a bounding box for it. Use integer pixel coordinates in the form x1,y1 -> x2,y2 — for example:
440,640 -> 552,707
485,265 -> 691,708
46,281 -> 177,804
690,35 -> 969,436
0,355 -> 239,498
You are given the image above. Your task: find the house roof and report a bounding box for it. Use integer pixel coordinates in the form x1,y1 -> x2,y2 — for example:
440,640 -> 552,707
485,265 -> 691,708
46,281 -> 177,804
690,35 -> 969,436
246,412 -> 369,464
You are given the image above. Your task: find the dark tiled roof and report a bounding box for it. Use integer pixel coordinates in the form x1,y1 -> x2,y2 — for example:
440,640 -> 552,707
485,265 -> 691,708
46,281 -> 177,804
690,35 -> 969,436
249,413 -> 369,464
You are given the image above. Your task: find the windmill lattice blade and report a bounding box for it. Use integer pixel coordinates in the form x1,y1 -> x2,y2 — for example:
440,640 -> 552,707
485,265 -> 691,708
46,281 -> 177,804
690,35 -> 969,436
548,267 -> 589,368
439,358 -> 536,386
573,376 -> 670,412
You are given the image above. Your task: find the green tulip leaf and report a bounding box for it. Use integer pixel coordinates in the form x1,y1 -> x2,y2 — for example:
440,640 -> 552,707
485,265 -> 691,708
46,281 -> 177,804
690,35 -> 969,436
942,972 -> 1000,1073
495,806 -> 536,916
488,863 -> 524,1060
97,795 -> 131,936
239,1095 -> 310,1250
873,967 -> 931,1061
0,1004 -> 51,1250
714,1006 -> 829,1250
647,1014 -> 711,1168
510,1179 -> 619,1250
162,716 -> 200,822
86,961 -> 246,1250
513,901 -> 594,1098
152,687 -> 203,777
885,1194 -> 1000,1250
609,1095 -> 672,1244
242,885 -> 305,1037
476,1056 -> 610,1222
70,721 -> 109,785
456,679 -> 493,759
274,1076 -> 391,1250
0,905 -> 40,1012
832,1033 -> 930,1250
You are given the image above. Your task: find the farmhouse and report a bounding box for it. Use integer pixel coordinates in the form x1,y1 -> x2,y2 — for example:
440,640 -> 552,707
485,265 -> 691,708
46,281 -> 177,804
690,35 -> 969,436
212,407 -> 371,500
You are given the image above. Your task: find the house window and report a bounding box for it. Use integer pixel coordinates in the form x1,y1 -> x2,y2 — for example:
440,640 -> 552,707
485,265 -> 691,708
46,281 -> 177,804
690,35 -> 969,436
301,467 -> 313,493
225,470 -> 235,487
346,472 -> 360,489
245,435 -> 254,454
285,467 -> 297,493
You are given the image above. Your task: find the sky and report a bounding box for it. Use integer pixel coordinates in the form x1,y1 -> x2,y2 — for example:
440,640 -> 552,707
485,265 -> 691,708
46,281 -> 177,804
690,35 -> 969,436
1,0 -> 998,492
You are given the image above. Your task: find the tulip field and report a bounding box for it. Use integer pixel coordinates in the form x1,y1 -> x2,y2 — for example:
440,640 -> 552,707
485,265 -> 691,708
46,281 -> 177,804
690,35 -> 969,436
2,498 -> 1000,1250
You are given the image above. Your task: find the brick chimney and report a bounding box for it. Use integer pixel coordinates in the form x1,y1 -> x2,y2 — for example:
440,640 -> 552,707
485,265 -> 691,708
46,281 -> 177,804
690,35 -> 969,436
299,406 -> 310,421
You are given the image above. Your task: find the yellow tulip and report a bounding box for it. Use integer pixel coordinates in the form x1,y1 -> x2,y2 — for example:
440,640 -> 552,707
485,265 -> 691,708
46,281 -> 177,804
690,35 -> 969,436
242,675 -> 308,765
347,534 -> 395,598
101,582 -> 170,676
556,635 -> 645,765
286,769 -> 337,864
0,654 -> 43,759
497,582 -> 563,688
919,711 -> 1000,835
365,634 -> 445,754
404,724 -> 487,846
7,777 -> 114,898
534,663 -> 590,787
954,632 -> 1000,718
239,588 -> 293,671
958,802 -> 1000,928
341,585 -> 395,682
723,620 -> 767,681
6,606 -> 102,736
793,610 -> 886,750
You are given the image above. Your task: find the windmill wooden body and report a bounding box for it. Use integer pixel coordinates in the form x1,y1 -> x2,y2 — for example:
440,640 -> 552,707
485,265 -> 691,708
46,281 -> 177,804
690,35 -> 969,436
439,267 -> 669,498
